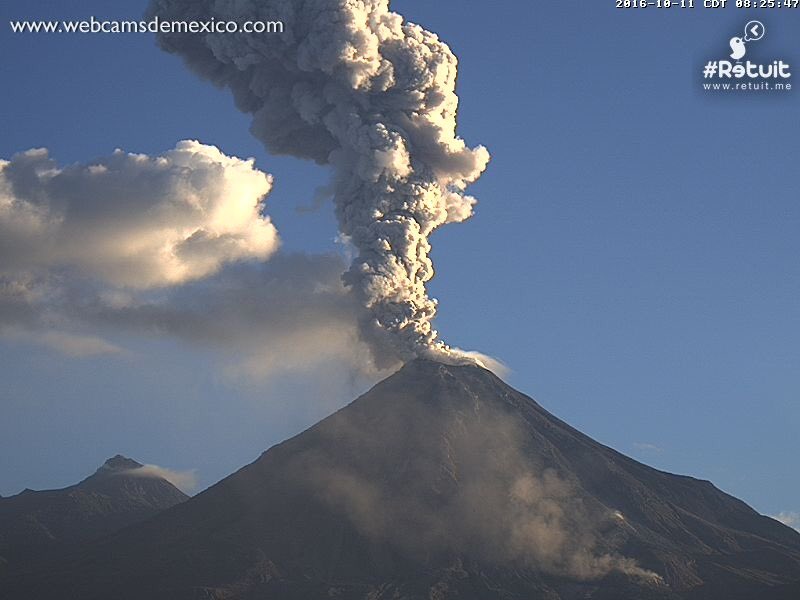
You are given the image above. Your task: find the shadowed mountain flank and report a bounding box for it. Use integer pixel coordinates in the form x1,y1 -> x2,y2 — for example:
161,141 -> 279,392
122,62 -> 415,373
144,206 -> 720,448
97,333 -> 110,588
2,360 -> 799,599
0,455 -> 188,570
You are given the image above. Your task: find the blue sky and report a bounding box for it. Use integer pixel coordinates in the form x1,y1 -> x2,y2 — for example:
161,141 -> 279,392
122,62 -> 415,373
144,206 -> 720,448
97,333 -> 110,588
0,1 -> 797,524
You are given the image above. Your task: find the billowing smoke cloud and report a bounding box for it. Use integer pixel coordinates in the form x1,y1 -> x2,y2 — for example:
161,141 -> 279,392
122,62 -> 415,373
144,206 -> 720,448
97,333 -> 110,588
0,140 -> 277,289
148,0 -> 491,367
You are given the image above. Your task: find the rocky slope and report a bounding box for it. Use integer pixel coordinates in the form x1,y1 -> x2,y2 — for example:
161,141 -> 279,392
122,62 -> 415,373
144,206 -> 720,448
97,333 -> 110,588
0,455 -> 188,570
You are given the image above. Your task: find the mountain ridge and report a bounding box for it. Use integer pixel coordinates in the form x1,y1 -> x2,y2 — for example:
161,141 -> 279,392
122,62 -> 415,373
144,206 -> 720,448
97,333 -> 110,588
2,359 -> 798,599
0,454 -> 188,571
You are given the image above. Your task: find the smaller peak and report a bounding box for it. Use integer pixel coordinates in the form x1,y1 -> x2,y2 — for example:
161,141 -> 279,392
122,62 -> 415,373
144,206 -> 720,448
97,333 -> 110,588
99,455 -> 143,473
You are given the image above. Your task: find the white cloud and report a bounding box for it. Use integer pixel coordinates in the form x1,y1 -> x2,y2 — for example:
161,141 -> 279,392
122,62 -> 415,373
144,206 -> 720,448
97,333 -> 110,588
125,464 -> 198,494
0,140 -> 278,289
17,330 -> 124,358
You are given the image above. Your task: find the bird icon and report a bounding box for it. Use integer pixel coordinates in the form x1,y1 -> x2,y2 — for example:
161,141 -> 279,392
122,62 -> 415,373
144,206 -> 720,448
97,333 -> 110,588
729,37 -> 746,61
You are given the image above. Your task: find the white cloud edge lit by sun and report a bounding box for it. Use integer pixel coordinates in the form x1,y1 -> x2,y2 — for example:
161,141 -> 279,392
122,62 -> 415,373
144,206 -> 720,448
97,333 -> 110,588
0,328 -> 126,358
773,511 -> 800,532
0,140 -> 278,289
124,464 -> 198,494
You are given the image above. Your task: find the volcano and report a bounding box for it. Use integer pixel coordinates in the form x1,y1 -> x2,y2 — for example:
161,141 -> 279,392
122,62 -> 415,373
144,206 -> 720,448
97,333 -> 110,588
0,455 -> 187,571
3,359 -> 799,599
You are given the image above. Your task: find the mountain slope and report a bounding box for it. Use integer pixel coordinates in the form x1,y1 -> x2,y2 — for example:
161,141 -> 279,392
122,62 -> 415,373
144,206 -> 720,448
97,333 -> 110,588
3,360 -> 799,599
0,455 -> 188,569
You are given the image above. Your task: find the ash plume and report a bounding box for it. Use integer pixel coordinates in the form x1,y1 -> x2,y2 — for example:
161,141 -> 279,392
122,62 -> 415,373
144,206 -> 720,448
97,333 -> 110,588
148,0 -> 491,367
292,383 -> 662,583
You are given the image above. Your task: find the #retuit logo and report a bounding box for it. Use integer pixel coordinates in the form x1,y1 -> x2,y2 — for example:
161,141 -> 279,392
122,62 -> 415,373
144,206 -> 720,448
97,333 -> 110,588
701,20 -> 793,93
